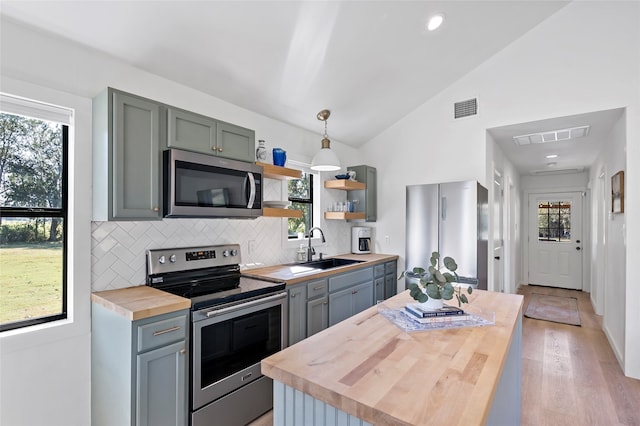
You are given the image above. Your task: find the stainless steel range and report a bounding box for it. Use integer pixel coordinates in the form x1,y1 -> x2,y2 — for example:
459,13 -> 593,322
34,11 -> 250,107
146,244 -> 287,426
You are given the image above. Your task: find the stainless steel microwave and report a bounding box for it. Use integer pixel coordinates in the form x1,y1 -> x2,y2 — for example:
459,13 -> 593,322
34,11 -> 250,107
163,148 -> 262,218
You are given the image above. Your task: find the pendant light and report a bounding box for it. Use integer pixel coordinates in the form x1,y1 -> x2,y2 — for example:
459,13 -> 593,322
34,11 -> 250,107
311,109 -> 341,171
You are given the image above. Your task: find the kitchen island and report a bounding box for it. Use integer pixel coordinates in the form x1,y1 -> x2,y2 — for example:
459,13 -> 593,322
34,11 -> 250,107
261,289 -> 523,426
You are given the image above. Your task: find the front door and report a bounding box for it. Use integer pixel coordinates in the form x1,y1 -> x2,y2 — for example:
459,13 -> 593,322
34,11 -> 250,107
528,192 -> 583,289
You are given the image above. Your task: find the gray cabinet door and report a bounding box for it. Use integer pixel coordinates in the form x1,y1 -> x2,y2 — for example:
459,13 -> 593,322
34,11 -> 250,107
137,340 -> 187,426
384,275 -> 397,300
385,260 -> 397,299
328,287 -> 352,327
216,121 -> 255,162
288,285 -> 307,346
167,107 -> 217,154
352,281 -> 373,316
329,281 -> 373,327
374,277 -> 385,304
306,296 -> 328,337
112,91 -> 162,219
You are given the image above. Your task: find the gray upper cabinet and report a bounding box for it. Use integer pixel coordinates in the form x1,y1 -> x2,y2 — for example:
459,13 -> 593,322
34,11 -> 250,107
93,88 -> 164,221
216,121 -> 255,162
347,165 -> 377,222
167,107 -> 255,162
167,107 -> 216,154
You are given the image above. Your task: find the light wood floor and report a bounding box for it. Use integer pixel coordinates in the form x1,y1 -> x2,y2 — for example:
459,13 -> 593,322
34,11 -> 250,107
249,285 -> 640,425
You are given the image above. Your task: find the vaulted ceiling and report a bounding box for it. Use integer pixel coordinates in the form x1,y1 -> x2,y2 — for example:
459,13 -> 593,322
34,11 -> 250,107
5,1 -> 620,175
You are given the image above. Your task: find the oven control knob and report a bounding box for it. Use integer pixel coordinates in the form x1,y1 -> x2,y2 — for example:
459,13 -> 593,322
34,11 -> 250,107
231,249 -> 238,256
223,250 -> 230,257
169,254 -> 177,263
158,255 -> 166,264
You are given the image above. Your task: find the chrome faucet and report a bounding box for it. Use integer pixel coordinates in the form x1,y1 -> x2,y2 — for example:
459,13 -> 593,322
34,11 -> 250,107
307,227 -> 326,261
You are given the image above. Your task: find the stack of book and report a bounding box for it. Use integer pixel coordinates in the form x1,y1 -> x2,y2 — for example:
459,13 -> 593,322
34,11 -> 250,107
404,303 -> 470,323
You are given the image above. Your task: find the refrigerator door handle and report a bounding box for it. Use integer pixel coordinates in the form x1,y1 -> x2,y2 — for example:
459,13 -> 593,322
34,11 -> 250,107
441,197 -> 447,221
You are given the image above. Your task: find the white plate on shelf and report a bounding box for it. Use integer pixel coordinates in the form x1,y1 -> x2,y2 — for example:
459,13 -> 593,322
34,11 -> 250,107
264,200 -> 290,208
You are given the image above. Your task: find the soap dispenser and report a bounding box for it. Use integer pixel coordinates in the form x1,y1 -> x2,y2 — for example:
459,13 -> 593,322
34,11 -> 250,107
297,244 -> 307,262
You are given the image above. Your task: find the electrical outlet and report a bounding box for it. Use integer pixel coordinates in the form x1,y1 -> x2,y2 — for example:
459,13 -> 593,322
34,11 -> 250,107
248,240 -> 256,254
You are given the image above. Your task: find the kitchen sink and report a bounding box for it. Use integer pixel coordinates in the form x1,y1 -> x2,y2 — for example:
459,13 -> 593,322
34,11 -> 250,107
288,258 -> 365,275
300,258 -> 365,270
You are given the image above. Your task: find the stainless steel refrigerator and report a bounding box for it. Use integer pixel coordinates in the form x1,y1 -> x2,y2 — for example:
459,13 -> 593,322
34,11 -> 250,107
405,180 -> 488,290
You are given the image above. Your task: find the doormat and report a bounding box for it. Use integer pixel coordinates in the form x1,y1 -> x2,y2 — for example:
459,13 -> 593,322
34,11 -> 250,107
524,293 -> 581,326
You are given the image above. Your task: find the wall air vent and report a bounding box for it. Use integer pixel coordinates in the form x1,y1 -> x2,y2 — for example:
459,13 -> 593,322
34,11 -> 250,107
454,98 -> 478,119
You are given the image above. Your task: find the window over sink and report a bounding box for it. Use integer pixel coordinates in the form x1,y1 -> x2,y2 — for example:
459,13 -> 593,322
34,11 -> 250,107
287,166 -> 318,239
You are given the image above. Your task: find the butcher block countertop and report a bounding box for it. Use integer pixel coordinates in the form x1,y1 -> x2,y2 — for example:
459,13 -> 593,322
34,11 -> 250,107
242,253 -> 399,285
91,286 -> 191,321
262,289 -> 523,426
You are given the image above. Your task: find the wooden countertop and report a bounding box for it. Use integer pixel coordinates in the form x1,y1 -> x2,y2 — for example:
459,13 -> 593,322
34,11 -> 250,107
261,289 -> 523,426
91,286 -> 191,321
242,253 -> 399,285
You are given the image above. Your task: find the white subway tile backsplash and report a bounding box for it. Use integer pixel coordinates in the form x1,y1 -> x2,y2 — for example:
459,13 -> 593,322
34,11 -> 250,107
91,215 -> 353,291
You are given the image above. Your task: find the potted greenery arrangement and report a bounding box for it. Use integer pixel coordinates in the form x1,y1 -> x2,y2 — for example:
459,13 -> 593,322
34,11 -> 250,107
296,223 -> 306,239
402,251 -> 472,309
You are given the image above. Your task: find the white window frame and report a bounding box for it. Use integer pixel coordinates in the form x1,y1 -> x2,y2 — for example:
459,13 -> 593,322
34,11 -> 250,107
0,78 -> 91,352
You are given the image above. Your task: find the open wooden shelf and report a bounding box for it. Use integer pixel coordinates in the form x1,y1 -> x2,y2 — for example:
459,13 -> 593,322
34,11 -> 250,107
324,212 -> 366,220
264,207 -> 303,218
324,179 -> 365,190
257,162 -> 302,180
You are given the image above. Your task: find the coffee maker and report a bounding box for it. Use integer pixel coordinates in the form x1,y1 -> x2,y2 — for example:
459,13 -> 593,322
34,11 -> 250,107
351,226 -> 372,254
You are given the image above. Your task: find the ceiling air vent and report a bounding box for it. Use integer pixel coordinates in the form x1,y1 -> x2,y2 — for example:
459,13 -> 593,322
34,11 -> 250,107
454,98 -> 477,119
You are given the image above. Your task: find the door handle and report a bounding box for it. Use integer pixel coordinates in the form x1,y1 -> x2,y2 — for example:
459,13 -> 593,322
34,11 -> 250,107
494,256 -> 501,260
576,247 -> 581,251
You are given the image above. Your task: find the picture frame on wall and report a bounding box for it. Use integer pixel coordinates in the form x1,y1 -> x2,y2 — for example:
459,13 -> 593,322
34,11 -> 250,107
611,170 -> 624,213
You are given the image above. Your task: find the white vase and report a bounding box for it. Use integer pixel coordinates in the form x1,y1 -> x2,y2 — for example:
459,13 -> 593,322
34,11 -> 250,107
419,297 -> 444,311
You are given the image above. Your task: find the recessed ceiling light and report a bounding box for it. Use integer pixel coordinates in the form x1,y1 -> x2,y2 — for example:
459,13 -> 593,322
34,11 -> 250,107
427,14 -> 444,31
546,154 -> 558,159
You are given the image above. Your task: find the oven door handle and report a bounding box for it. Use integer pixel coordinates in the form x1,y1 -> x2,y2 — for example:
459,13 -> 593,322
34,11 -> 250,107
205,291 -> 287,317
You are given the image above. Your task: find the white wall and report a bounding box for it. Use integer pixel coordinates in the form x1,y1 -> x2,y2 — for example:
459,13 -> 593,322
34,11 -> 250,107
588,112 -> 627,367
360,1 -> 639,377
0,77 -> 93,426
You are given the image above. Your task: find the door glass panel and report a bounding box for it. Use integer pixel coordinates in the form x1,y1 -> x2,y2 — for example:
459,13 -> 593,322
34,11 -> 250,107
538,201 -> 571,242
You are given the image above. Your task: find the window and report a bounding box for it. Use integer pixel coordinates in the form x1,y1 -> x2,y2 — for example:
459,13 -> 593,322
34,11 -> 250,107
538,201 -> 571,242
0,96 -> 69,332
288,171 -> 314,238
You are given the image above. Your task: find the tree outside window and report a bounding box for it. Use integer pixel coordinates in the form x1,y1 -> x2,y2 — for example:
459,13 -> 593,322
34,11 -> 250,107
0,111 -> 68,331
288,172 -> 313,238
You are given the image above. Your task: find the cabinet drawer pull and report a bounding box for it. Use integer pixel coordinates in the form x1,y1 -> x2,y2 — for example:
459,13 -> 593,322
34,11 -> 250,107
241,372 -> 253,381
152,325 -> 181,336
313,285 -> 324,291
153,207 -> 159,212
291,294 -> 296,298
180,348 -> 186,355
218,147 -> 224,152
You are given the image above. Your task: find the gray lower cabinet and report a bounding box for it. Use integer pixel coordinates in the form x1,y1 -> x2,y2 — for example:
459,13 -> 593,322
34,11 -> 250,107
167,107 -> 255,162
306,278 -> 328,337
93,88 -> 164,221
92,304 -> 189,426
384,260 -> 397,299
287,284 -> 307,346
347,165 -> 377,222
328,267 -> 374,327
287,264 -> 394,345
